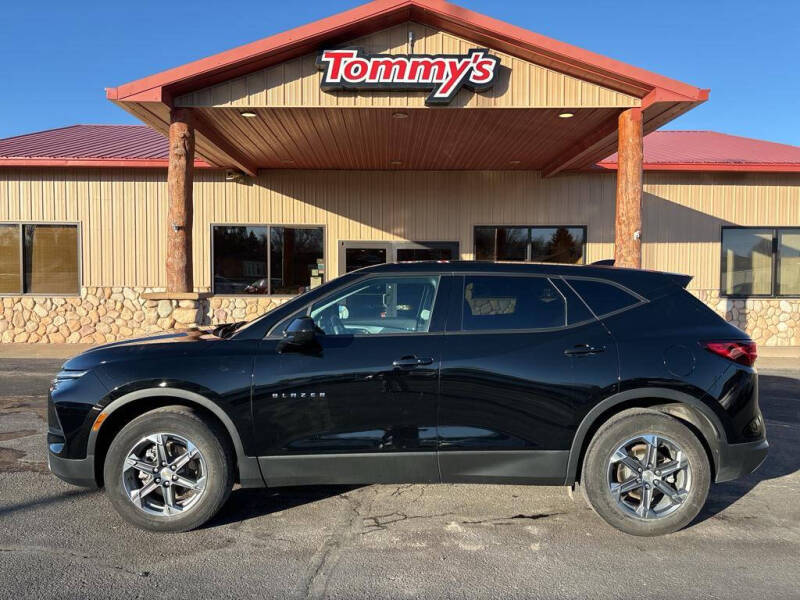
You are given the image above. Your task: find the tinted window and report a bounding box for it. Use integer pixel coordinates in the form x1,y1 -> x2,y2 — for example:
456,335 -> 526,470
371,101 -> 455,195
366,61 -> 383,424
530,227 -> 585,263
475,226 -> 585,264
721,228 -> 773,296
777,230 -> 800,295
24,225 -> 79,294
344,248 -> 387,273
396,242 -> 458,262
214,225 -> 324,294
0,224 -> 79,294
567,279 -> 639,316
270,227 -> 324,294
462,276 -> 565,331
551,278 -> 594,324
310,276 -> 439,335
213,226 -> 268,294
0,225 -> 21,293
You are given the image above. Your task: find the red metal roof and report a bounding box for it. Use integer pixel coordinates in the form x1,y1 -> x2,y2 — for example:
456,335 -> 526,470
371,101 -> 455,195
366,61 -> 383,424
0,125 -> 211,168
598,130 -> 800,172
1,125 -> 798,172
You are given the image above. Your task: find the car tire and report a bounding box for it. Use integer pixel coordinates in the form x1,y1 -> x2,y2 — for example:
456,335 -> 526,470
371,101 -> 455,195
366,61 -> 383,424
104,405 -> 234,533
581,408 -> 710,536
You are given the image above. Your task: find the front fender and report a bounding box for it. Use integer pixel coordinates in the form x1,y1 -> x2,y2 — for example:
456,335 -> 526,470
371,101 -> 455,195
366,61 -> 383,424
87,387 -> 263,488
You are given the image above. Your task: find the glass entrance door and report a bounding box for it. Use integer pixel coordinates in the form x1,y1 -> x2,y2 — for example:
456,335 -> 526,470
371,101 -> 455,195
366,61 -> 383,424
339,241 -> 460,274
341,242 -> 392,273
395,242 -> 459,262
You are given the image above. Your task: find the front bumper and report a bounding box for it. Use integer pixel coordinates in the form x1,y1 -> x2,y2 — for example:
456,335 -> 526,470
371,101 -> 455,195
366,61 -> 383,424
714,438 -> 769,483
48,450 -> 98,489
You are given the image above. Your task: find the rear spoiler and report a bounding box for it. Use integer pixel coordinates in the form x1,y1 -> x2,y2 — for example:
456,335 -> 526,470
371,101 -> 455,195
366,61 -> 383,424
590,259 -> 692,289
666,273 -> 693,289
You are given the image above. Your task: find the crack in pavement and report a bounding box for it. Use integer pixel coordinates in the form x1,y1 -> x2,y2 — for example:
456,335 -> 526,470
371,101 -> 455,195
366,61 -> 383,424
361,510 -> 458,535
299,488 -> 377,600
360,510 -> 561,535
460,513 -> 563,525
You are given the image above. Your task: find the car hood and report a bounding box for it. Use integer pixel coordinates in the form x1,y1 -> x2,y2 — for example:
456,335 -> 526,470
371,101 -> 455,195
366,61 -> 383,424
61,329 -> 220,371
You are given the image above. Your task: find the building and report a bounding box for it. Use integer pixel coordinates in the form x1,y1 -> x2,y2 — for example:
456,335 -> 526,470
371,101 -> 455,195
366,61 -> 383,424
0,0 -> 799,350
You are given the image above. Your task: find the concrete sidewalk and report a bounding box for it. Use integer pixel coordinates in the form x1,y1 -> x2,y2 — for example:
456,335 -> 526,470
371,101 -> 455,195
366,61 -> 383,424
0,342 -> 796,370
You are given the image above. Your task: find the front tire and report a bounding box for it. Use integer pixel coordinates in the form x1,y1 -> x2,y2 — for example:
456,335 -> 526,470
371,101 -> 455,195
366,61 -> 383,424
104,406 -> 234,533
581,408 -> 710,536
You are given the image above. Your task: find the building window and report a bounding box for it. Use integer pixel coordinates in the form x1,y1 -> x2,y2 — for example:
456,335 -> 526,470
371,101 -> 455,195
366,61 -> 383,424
0,223 -> 80,295
474,226 -> 586,264
721,227 -> 800,297
212,225 -> 324,295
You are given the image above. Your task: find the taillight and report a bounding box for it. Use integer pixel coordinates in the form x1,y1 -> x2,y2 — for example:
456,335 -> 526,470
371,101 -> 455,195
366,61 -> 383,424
703,340 -> 757,366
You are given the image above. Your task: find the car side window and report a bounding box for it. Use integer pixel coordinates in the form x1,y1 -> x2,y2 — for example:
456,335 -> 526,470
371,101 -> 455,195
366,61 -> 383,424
462,276 -> 565,331
566,278 -> 640,316
310,276 -> 439,335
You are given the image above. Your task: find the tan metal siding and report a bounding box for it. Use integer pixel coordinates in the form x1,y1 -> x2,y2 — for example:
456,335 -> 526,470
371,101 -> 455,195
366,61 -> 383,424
0,168 -> 169,288
643,172 -> 800,290
190,169 -> 617,286
175,23 -> 641,110
2,168 -> 798,293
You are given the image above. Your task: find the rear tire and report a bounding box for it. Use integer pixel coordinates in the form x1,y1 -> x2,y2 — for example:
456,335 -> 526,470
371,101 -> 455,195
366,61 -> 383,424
581,408 -> 710,536
104,405 -> 234,532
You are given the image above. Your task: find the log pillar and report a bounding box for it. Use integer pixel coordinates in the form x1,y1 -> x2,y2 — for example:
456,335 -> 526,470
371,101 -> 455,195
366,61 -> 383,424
614,108 -> 644,269
166,108 -> 195,293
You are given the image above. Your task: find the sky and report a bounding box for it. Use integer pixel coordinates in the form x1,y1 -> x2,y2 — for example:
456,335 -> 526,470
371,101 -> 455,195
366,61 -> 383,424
1,0 -> 798,145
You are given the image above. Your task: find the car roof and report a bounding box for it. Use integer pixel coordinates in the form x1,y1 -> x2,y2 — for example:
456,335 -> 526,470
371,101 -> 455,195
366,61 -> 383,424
358,261 -> 690,299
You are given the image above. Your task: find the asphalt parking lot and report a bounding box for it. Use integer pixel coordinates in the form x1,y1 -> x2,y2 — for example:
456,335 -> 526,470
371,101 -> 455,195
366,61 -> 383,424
0,358 -> 798,599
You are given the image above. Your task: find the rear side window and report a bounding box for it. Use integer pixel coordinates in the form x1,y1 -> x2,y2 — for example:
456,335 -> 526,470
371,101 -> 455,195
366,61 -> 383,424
567,278 -> 640,317
462,276 -> 565,331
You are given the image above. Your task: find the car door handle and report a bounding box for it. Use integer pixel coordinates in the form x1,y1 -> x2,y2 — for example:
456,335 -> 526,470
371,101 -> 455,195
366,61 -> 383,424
564,344 -> 605,357
392,355 -> 434,368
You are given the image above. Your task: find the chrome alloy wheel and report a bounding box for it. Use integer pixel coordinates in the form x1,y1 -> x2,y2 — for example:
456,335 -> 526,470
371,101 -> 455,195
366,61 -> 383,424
121,433 -> 207,517
607,434 -> 692,520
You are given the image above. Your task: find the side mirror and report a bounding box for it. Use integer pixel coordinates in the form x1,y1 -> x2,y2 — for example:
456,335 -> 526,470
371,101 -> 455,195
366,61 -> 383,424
282,316 -> 318,346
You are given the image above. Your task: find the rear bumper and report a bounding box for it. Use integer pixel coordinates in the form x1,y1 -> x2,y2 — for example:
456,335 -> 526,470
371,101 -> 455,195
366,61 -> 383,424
48,450 -> 98,489
715,438 -> 769,483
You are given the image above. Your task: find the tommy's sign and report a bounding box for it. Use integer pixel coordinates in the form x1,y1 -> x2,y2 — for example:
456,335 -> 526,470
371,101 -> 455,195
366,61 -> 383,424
316,48 -> 500,105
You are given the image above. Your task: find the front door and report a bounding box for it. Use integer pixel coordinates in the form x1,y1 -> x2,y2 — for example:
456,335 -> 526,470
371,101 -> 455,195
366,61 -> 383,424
438,274 -> 618,484
253,273 -> 451,486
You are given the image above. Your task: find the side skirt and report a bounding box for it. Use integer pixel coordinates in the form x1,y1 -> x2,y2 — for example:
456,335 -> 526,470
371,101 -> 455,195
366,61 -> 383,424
258,450 -> 569,487
258,452 -> 440,487
438,450 -> 569,485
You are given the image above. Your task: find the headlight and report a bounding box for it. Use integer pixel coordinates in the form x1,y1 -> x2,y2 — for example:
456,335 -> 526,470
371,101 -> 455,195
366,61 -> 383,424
52,370 -> 88,385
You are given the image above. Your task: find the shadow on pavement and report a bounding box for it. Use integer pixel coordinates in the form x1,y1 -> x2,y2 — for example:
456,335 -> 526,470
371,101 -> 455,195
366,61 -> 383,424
696,373 -> 800,523
207,485 -> 362,528
0,487 -> 98,519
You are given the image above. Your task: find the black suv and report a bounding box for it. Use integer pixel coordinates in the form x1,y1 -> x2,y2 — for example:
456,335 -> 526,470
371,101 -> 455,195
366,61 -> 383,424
48,262 -> 767,536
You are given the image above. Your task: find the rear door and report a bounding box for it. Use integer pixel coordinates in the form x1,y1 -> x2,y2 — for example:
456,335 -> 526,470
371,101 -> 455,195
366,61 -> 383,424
437,273 -> 618,484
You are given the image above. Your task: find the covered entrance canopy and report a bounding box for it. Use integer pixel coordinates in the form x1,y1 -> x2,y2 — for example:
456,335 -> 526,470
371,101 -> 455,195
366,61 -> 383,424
105,0 -> 708,292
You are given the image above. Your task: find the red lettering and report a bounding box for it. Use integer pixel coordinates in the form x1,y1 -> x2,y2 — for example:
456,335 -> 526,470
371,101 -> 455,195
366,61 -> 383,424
343,58 -> 369,82
367,57 -> 409,82
470,57 -> 496,84
318,50 -> 357,82
436,58 -> 472,97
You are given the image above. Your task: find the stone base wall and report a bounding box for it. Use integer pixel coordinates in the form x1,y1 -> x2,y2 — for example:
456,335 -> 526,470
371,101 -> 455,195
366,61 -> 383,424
0,288 -> 292,344
693,290 -> 800,347
1,286 -> 798,346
